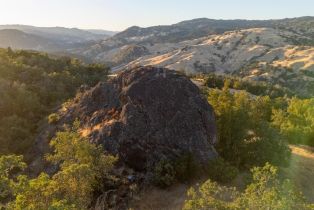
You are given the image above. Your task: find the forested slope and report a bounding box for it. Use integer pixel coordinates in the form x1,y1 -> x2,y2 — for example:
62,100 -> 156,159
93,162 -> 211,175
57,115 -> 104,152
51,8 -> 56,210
0,48 -> 109,155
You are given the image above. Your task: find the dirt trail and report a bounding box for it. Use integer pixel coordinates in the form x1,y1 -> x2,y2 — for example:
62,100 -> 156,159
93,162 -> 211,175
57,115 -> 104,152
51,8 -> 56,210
130,145 -> 314,209
284,145 -> 314,202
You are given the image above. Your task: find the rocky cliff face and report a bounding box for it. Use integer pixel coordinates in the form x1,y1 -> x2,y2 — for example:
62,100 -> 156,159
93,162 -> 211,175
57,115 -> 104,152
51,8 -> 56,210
49,66 -> 217,171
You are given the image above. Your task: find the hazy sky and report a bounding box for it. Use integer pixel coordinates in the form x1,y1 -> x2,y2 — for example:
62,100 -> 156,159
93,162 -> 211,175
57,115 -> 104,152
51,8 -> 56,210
0,0 -> 313,31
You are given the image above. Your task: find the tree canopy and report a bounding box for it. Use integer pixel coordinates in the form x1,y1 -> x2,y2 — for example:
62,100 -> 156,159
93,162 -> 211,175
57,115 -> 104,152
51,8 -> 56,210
0,48 -> 110,155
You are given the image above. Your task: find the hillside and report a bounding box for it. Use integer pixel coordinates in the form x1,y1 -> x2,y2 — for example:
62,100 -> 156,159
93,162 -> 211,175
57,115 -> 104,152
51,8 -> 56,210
0,29 -> 62,51
0,48 -> 109,155
85,29 -> 119,36
0,25 -> 111,42
112,28 -> 314,97
117,28 -> 303,72
73,17 -> 314,63
0,25 -> 115,52
1,16 -> 314,209
1,48 -> 314,209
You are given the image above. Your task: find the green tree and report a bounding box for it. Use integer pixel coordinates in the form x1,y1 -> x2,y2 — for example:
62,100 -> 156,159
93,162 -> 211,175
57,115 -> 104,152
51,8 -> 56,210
207,84 -> 290,168
0,48 -> 110,155
272,98 -> 314,146
184,163 -> 313,210
0,155 -> 26,205
2,122 -> 116,209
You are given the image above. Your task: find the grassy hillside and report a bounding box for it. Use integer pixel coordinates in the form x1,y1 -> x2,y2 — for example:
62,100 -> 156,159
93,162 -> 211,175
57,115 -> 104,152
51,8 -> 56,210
1,47 -> 313,208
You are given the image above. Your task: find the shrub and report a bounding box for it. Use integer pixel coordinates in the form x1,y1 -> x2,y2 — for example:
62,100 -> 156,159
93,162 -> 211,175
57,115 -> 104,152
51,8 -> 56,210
48,113 -> 60,124
207,157 -> 239,183
174,153 -> 200,182
0,116 -> 33,155
207,86 -> 291,169
0,155 -> 26,204
2,122 -> 117,209
153,159 -> 176,188
184,163 -> 313,210
153,154 -> 201,188
0,49 -> 110,155
272,97 -> 314,146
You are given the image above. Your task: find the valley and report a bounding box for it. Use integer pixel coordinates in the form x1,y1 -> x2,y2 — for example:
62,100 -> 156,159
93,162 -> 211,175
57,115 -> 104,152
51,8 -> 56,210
1,15 -> 314,210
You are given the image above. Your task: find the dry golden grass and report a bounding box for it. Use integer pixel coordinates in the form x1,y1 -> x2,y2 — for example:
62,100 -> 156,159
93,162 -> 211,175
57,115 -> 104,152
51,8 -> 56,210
273,47 -> 314,71
283,145 -> 314,202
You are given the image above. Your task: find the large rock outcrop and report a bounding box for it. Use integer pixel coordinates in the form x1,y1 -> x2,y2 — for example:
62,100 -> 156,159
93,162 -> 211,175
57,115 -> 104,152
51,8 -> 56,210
37,66 -> 218,171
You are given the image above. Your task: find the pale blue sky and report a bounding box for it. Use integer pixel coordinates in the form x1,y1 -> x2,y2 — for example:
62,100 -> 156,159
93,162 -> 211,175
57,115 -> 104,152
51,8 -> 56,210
0,0 -> 313,31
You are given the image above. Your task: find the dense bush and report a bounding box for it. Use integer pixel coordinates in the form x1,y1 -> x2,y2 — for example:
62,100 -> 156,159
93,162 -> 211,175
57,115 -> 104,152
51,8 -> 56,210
207,157 -> 239,183
0,155 -> 26,204
207,83 -> 290,168
153,153 -> 201,188
48,113 -> 60,124
174,153 -> 199,182
205,73 -> 291,98
0,115 -> 34,154
0,122 -> 117,209
272,97 -> 314,146
184,163 -> 313,210
0,48 -> 110,155
153,159 -> 176,188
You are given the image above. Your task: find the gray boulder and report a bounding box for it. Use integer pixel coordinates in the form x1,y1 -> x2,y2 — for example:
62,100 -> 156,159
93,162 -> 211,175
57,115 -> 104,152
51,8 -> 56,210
37,66 -> 218,171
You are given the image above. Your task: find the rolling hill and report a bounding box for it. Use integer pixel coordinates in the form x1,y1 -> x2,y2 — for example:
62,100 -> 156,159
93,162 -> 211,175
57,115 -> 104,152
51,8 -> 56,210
73,17 -> 314,63
0,25 -> 116,52
0,29 -> 62,51
70,17 -> 314,97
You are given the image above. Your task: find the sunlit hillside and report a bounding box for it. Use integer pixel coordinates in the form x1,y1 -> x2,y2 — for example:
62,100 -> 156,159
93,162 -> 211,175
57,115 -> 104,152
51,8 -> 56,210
1,1 -> 314,209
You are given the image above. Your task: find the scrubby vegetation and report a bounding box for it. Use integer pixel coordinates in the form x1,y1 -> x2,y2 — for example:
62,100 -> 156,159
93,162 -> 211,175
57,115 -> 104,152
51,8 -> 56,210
203,61 -> 314,98
207,157 -> 239,183
184,163 -> 313,210
207,82 -> 291,169
205,73 -> 293,98
153,159 -> 177,188
135,72 -> 314,208
273,97 -> 314,146
181,75 -> 314,209
153,153 -> 200,187
0,121 -> 116,209
0,48 -> 109,155
48,113 -> 60,124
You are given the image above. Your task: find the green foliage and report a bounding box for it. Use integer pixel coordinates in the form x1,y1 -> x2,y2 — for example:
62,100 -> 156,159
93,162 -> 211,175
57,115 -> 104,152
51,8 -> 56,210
153,154 -> 201,188
0,49 -> 110,155
153,159 -> 176,188
174,153 -> 199,182
0,116 -> 33,154
184,163 -> 313,210
207,84 -> 290,168
8,173 -> 76,210
184,180 -> 239,210
273,97 -> 314,146
207,158 -> 239,183
205,73 -> 292,98
0,155 -> 26,204
237,163 -> 311,210
48,113 -> 60,124
1,122 -> 117,209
